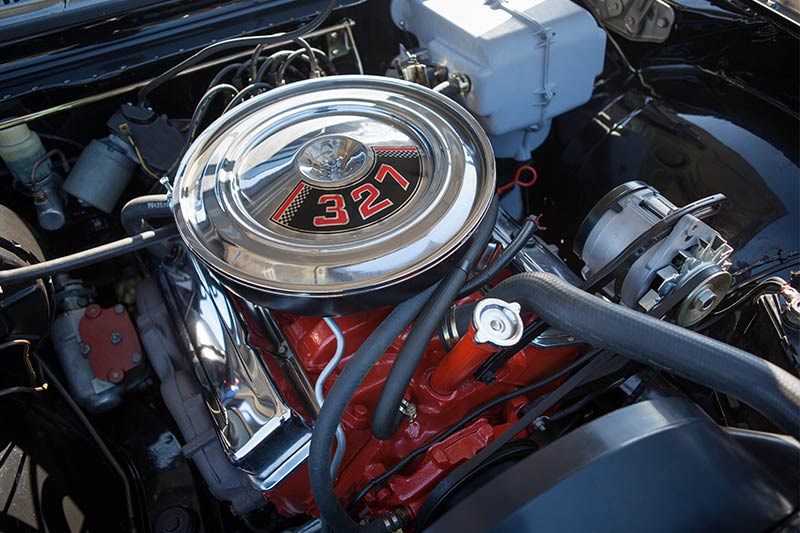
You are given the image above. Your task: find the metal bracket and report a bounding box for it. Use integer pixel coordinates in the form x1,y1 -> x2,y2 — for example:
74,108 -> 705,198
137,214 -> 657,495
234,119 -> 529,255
588,0 -> 675,42
326,28 -> 351,60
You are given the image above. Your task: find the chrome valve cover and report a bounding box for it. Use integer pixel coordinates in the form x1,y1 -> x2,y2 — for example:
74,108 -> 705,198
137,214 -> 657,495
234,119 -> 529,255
172,75 -> 495,314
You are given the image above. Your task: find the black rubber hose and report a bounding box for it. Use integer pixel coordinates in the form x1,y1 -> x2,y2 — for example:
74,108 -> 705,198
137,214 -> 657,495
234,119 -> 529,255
120,194 -> 172,235
309,286 -> 437,533
0,226 -> 178,287
485,272 -> 800,439
458,216 -> 537,298
371,196 -> 499,440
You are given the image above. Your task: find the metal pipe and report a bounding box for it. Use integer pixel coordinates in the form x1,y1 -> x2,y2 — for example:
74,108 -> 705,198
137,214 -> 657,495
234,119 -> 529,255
318,317 -> 347,479
0,20 -> 359,131
0,225 -> 178,287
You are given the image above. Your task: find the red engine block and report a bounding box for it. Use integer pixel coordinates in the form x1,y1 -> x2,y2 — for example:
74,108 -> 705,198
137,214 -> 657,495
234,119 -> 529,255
263,306 -> 578,522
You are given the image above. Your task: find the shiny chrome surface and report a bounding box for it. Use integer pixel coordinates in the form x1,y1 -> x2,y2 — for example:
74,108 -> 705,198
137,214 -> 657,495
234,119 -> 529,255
158,250 -> 311,490
172,75 -> 495,312
249,303 -> 320,418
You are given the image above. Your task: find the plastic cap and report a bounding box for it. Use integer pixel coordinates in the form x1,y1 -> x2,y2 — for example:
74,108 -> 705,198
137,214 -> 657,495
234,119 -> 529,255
0,124 -> 33,147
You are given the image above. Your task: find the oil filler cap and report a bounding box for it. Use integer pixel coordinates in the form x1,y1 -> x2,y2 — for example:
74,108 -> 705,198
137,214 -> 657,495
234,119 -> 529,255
172,76 -> 495,314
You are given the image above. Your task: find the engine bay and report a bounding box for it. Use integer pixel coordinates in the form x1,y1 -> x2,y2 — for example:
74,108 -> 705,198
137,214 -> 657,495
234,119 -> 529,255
0,0 -> 798,531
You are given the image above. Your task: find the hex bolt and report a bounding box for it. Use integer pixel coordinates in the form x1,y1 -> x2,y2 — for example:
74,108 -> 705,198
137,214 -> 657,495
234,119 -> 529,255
532,416 -> 548,432
692,288 -> 717,312
114,304 -> 125,315
110,332 -> 123,344
656,17 -> 668,28
79,343 -> 91,355
108,369 -> 123,383
399,399 -> 417,421
132,352 -> 143,365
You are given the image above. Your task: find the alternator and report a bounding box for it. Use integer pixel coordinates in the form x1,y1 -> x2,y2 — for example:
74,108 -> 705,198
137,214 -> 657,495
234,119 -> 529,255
575,181 -> 733,326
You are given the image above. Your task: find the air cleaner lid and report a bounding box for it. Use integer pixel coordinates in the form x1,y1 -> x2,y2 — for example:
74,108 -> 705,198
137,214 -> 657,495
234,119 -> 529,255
172,76 -> 495,300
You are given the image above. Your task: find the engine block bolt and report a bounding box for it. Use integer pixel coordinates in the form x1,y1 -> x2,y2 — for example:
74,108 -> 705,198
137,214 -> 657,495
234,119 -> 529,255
532,416 -> 549,432
79,343 -> 91,355
108,369 -> 123,383
110,332 -> 123,344
132,352 -> 143,364
85,304 -> 101,319
114,304 -> 125,315
399,399 -> 417,421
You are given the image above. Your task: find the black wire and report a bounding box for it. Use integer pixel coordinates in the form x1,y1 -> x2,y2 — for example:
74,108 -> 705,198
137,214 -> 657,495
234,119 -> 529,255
0,340 -> 38,385
185,84 -> 238,143
276,49 -> 317,85
208,63 -> 244,89
222,83 -> 275,113
0,385 -> 46,398
166,83 -> 238,178
33,354 -> 138,533
250,44 -> 268,81
137,0 -> 336,105
347,349 -> 603,510
459,217 -> 538,298
255,50 -> 294,83
543,377 -> 626,426
293,38 -> 320,76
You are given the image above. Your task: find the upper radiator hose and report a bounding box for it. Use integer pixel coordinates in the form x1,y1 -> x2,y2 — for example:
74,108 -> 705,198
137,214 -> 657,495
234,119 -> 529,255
485,272 -> 800,439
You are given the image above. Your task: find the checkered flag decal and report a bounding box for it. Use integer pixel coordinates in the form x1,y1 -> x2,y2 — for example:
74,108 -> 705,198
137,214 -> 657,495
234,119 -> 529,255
276,184 -> 310,224
374,147 -> 419,159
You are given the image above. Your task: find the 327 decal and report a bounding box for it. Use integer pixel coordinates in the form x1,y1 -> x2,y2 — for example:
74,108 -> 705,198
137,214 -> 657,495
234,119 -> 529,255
271,146 -> 421,233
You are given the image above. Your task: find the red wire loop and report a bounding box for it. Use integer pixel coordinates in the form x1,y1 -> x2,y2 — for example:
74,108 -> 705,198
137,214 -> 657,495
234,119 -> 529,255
497,164 -> 538,195
524,214 -> 547,231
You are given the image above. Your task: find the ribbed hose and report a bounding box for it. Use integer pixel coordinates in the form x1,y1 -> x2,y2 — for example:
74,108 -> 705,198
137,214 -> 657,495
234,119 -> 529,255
309,287 -> 437,533
120,194 -> 172,235
486,272 -> 800,439
370,196 -> 499,440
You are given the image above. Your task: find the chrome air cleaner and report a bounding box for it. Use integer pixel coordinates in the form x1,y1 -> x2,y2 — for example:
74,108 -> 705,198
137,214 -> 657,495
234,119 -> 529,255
172,76 -> 495,314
